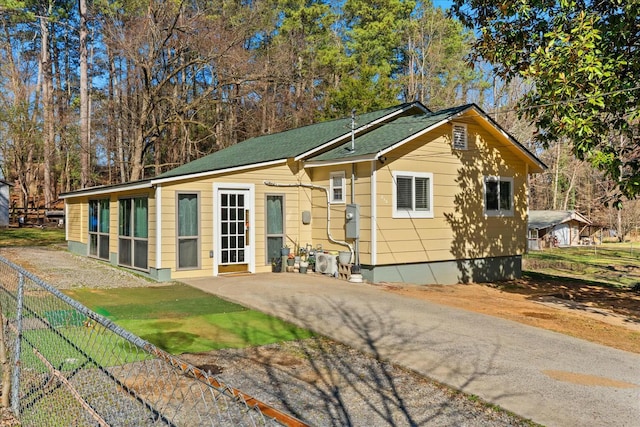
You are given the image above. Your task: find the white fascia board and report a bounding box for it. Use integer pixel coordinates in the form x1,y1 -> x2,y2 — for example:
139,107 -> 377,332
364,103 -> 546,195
571,211 -> 592,225
304,154 -> 377,168
471,106 -> 547,172
377,116 -> 460,158
295,103 -> 426,162
150,159 -> 286,185
59,182 -> 153,199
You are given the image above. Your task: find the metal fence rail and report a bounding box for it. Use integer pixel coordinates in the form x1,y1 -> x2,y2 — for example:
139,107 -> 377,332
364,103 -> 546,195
0,256 -> 306,427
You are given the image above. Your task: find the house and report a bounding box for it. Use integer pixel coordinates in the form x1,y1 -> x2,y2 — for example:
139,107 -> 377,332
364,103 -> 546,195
0,180 -> 11,227
527,210 -> 592,250
61,102 -> 546,285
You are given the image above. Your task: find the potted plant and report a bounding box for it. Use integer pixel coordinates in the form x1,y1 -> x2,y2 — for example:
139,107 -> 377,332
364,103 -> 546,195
281,245 -> 290,257
299,259 -> 309,273
286,253 -> 295,267
271,258 -> 282,272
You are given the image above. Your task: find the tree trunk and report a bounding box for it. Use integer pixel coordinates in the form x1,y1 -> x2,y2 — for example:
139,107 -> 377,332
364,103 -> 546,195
40,14 -> 55,208
553,141 -> 561,210
79,0 -> 90,188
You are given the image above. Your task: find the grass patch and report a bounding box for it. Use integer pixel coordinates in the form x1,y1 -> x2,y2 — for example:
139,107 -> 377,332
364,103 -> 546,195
523,243 -> 640,289
20,326 -> 152,373
65,283 -> 313,354
0,227 -> 66,247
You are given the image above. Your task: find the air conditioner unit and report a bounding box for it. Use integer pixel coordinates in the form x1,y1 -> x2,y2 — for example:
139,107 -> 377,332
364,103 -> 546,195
315,253 -> 337,276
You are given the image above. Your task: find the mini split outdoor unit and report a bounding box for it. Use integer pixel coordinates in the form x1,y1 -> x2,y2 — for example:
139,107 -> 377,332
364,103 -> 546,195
315,253 -> 338,276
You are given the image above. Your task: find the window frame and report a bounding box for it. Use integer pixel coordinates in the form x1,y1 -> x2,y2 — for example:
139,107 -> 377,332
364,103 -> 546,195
452,122 -> 468,150
118,196 -> 149,271
329,171 -> 346,204
392,171 -> 434,219
176,192 -> 201,270
265,194 -> 286,265
484,176 -> 514,217
88,198 -> 110,261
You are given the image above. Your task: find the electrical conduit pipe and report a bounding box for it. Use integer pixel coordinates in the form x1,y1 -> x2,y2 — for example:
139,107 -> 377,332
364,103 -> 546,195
263,181 -> 354,261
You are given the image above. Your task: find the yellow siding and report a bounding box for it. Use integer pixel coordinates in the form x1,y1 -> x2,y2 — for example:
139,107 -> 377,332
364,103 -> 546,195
65,188 -> 156,268
160,162 -> 313,277
374,115 -> 528,265
309,162 -> 373,264
64,109 -> 533,280
66,197 -> 87,244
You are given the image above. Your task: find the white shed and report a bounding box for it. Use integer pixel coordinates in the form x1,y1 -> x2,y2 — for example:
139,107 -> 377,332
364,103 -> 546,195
0,180 -> 11,227
528,210 -> 592,250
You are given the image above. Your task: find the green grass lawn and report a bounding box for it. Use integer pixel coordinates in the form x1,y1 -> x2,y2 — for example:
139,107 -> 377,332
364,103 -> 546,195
65,283 -> 313,354
524,243 -> 640,288
0,227 -> 66,247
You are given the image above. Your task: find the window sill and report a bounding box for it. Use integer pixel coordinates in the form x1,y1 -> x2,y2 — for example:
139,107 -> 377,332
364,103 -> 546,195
393,210 -> 434,219
485,210 -> 514,218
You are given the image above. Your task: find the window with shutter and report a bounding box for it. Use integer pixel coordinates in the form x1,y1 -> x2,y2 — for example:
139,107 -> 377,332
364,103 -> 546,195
392,172 -> 434,218
452,123 -> 467,150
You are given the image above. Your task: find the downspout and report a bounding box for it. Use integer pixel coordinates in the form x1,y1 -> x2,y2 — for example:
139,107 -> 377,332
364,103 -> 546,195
351,163 -> 359,265
263,181 -> 353,257
155,184 -> 162,271
350,109 -> 360,267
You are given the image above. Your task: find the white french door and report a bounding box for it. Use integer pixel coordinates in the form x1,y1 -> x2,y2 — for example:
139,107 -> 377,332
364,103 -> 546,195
214,186 -> 253,275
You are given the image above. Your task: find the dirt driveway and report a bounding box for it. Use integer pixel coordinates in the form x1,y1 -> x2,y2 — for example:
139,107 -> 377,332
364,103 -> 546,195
383,276 -> 640,355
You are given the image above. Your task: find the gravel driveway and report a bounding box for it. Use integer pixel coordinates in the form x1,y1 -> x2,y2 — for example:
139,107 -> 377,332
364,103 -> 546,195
0,246 -> 534,427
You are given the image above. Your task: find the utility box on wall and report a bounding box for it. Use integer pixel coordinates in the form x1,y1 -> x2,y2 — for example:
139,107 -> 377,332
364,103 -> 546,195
345,204 -> 360,239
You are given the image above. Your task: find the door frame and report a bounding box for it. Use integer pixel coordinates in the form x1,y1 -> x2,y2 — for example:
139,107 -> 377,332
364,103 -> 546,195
212,183 -> 255,276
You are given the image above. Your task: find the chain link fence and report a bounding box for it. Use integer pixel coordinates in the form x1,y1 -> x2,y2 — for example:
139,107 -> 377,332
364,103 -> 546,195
0,255 -> 307,427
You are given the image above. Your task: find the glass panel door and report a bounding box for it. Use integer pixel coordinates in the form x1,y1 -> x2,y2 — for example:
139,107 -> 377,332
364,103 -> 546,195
266,195 -> 284,264
219,190 -> 249,266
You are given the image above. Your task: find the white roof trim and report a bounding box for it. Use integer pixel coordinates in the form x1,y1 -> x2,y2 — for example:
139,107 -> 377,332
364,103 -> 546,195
60,182 -> 153,199
377,113 -> 465,158
304,154 -> 378,168
304,107 -> 467,168
151,159 -> 286,185
294,103 -> 429,162
471,106 -> 546,171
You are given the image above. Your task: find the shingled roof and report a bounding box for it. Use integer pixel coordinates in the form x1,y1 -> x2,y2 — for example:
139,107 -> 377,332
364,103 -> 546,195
528,210 -> 592,229
306,105 -> 472,162
62,101 -> 545,197
155,103 -> 427,180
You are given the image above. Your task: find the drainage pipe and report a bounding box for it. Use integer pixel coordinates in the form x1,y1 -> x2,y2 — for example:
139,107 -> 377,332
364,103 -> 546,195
263,181 -> 353,258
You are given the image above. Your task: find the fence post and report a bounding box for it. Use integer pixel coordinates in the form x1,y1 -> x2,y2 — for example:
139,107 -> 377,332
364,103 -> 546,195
10,273 -> 24,416
0,297 -> 10,408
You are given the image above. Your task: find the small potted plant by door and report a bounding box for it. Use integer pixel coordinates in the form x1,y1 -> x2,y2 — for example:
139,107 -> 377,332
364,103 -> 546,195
286,254 -> 295,267
299,260 -> 309,274
281,246 -> 290,257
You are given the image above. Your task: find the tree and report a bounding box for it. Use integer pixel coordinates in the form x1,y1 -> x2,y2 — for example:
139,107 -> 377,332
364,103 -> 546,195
78,0 -> 89,188
401,1 -> 482,110
452,0 -> 640,201
326,0 -> 416,116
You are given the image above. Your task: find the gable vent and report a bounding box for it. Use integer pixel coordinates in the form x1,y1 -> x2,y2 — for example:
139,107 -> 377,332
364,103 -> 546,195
452,123 -> 467,150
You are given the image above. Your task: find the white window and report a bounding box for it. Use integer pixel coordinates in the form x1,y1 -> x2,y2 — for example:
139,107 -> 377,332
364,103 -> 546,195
392,171 -> 434,218
452,123 -> 468,150
330,171 -> 346,203
484,176 -> 514,216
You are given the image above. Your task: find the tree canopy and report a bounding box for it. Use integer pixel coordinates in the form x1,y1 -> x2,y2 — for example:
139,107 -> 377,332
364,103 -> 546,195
452,0 -> 640,201
0,0 -> 481,206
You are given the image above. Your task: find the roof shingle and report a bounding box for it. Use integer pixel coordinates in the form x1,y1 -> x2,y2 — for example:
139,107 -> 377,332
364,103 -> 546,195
156,103 -> 421,179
